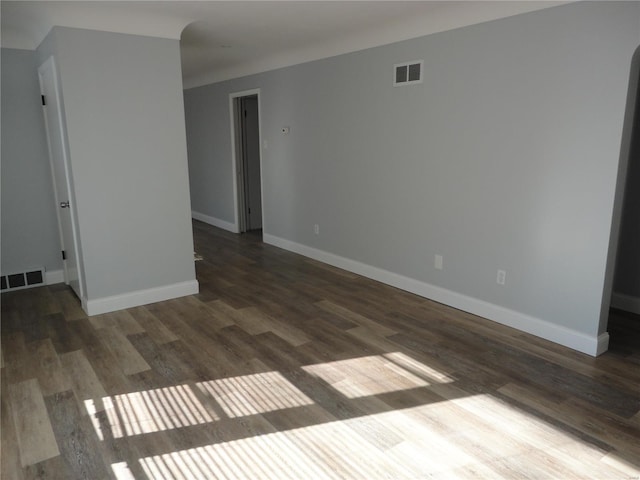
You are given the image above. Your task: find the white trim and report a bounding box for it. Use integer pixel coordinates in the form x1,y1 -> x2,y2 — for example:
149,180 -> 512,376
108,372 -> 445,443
45,269 -> 65,285
263,233 -> 607,357
611,292 -> 640,315
192,211 -> 238,233
84,280 -> 199,316
595,333 -> 610,356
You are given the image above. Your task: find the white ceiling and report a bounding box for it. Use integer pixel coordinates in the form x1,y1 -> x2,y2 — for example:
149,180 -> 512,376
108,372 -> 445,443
1,1 -> 567,89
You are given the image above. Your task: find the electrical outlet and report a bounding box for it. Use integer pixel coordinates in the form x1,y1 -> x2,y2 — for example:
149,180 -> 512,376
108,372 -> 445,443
497,269 -> 506,285
314,224 -> 319,235
434,254 -> 443,270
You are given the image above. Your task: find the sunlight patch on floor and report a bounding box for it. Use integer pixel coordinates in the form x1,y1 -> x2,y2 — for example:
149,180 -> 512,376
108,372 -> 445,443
87,371 -> 314,440
136,415 -> 417,480
302,353 -> 444,398
196,371 -> 314,418
111,462 -> 135,480
86,383 -> 217,439
87,354 -> 454,442
383,351 -> 454,383
601,452 -> 640,477
116,391 -> 638,480
91,352 -> 638,479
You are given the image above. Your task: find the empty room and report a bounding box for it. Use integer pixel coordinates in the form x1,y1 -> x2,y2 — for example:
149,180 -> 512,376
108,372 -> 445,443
1,1 -> 639,478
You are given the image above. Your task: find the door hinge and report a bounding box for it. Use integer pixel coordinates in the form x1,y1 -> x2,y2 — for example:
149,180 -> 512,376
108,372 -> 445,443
244,109 -> 248,118
248,207 -> 251,214
41,95 -> 46,106
61,250 -> 66,260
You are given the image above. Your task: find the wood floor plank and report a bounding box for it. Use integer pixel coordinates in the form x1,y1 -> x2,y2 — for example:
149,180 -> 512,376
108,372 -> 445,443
1,296 -> 22,335
241,306 -> 311,347
477,336 -> 640,418
23,286 -> 62,319
27,339 -> 72,396
44,390 -> 112,479
44,313 -> 85,354
21,315 -> 52,346
73,321 -> 133,394
59,350 -> 108,414
9,379 -> 60,467
230,306 -> 273,335
543,441 -> 635,480
145,307 -> 243,380
498,382 -> 640,460
89,310 -> 145,336
250,331 -> 318,369
127,333 -> 196,386
1,368 -> 25,480
304,319 -> 384,360
100,325 -> 151,376
154,339 -> 215,383
346,326 -> 457,381
316,299 -> 397,337
52,288 -> 86,322
387,331 -> 510,391
205,299 -> 250,329
304,258 -> 359,279
128,306 -> 179,345
3,332 -> 37,385
164,296 -> 227,327
23,455 -> 74,480
601,450 -> 640,478
463,317 -> 638,394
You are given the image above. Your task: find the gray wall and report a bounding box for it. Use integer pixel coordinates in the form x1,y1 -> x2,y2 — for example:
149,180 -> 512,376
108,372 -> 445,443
36,27 -> 196,301
1,48 -> 62,275
184,86 -> 235,223
185,1 -> 639,345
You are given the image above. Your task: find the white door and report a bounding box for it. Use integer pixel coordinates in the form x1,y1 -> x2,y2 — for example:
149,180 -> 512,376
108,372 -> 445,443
38,56 -> 84,300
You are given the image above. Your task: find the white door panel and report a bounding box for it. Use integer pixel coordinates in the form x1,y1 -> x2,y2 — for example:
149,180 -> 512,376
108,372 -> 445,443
38,56 -> 84,300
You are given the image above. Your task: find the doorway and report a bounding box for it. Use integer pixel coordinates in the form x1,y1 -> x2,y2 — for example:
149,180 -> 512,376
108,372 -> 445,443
230,90 -> 263,234
606,45 -> 640,353
38,56 -> 84,301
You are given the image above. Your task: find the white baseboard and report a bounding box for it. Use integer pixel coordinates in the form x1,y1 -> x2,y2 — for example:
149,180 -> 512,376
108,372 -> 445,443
45,269 -> 64,285
84,279 -> 199,316
611,292 -> 640,315
263,233 -> 607,357
192,211 -> 238,233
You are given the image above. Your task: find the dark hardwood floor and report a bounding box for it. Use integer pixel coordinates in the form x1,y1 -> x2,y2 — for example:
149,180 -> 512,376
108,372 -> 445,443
2,219 -> 639,479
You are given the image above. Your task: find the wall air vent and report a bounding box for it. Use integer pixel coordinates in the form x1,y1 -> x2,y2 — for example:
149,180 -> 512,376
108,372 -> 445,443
0,268 -> 46,292
394,60 -> 423,86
